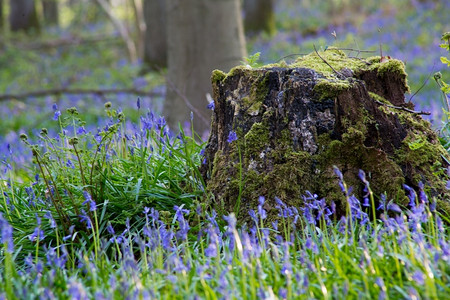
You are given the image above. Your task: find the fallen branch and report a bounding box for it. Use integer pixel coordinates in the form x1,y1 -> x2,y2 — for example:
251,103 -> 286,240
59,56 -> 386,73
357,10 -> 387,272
373,99 -> 430,115
0,87 -> 163,102
0,35 -> 121,50
313,44 -> 345,79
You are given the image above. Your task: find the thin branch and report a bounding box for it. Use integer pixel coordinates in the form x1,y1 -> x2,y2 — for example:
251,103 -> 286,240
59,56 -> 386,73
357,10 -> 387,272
373,99 -> 430,115
408,63 -> 436,103
0,87 -> 162,102
335,47 -> 377,53
94,0 -> 137,62
313,44 -> 345,79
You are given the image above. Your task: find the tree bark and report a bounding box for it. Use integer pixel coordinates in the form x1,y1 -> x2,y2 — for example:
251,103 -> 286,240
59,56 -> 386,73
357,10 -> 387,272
201,50 -> 450,222
42,0 -> 59,26
9,0 -> 41,33
143,0 -> 167,70
243,0 -> 275,36
165,0 -> 247,135
0,0 -> 4,29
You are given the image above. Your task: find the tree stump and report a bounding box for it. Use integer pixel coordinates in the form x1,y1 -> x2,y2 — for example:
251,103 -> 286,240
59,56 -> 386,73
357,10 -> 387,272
201,49 -> 450,222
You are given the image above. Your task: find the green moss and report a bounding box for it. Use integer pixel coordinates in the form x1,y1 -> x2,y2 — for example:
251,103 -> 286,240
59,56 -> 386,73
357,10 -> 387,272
313,79 -> 353,100
211,69 -> 226,83
244,122 -> 270,158
290,48 -> 366,78
368,91 -> 391,104
394,132 -> 449,190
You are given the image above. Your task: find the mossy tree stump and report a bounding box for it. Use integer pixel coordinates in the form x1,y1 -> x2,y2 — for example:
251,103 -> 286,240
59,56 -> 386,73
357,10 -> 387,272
201,49 -> 450,222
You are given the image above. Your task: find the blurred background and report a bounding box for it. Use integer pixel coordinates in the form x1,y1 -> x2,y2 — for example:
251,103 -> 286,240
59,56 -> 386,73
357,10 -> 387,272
0,0 -> 449,165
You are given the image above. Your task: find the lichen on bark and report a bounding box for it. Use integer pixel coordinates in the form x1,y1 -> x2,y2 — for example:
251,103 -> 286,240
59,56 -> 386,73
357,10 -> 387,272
201,49 -> 450,223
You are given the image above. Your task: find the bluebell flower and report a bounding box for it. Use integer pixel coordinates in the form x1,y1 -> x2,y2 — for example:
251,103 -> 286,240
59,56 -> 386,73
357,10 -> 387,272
387,202 -> 402,213
76,126 -> 87,135
227,130 -> 238,143
79,210 -> 92,229
137,97 -> 141,109
156,116 -> 166,129
29,226 -> 44,242
0,213 -> 14,252
207,101 -> 215,110
53,110 -> 61,121
82,191 -> 96,212
279,288 -> 288,299
403,184 -> 416,207
68,279 -> 88,300
44,211 -> 56,229
66,159 -> 75,169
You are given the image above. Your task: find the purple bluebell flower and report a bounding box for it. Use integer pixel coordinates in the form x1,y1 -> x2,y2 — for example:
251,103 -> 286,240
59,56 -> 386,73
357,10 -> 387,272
77,126 -> 87,135
68,279 -> 88,300
257,196 -> 267,220
411,270 -> 425,285
403,184 -> 416,207
248,209 -> 257,222
66,159 -> 75,169
278,288 -> 288,299
79,210 -> 92,229
63,225 -> 75,241
52,104 -> 61,121
227,131 -> 238,143
44,211 -> 56,229
156,116 -> 166,129
207,101 -> 215,110
0,213 -> 14,252
137,97 -> 141,109
82,191 -> 96,212
387,202 -> 402,213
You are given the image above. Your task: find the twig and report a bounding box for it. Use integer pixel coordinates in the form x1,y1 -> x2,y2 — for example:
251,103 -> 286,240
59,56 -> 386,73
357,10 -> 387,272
313,44 -> 345,79
0,87 -> 162,102
373,99 -> 430,115
408,63 -> 436,103
335,47 -> 377,53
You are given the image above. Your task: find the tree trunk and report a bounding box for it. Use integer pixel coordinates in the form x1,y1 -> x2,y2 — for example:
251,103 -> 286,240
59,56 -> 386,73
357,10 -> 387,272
42,0 -> 59,26
143,0 -> 167,70
201,49 -> 450,223
9,0 -> 40,33
0,0 -> 4,29
165,0 -> 247,135
243,0 -> 275,36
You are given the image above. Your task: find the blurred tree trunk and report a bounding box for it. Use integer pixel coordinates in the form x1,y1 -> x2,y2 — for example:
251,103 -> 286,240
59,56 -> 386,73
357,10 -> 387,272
143,0 -> 167,70
243,0 -> 275,36
0,0 -> 3,29
165,0 -> 247,135
42,0 -> 59,26
130,0 -> 145,61
9,0 -> 41,33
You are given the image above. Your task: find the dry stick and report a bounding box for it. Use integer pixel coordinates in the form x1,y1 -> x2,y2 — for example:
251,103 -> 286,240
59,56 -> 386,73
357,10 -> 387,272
335,47 -> 377,53
0,87 -> 163,102
313,44 -> 345,79
408,63 -> 436,103
372,99 -> 430,115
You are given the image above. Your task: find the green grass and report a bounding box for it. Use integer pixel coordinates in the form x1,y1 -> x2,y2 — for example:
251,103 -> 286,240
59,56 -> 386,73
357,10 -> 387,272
0,102 -> 449,299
